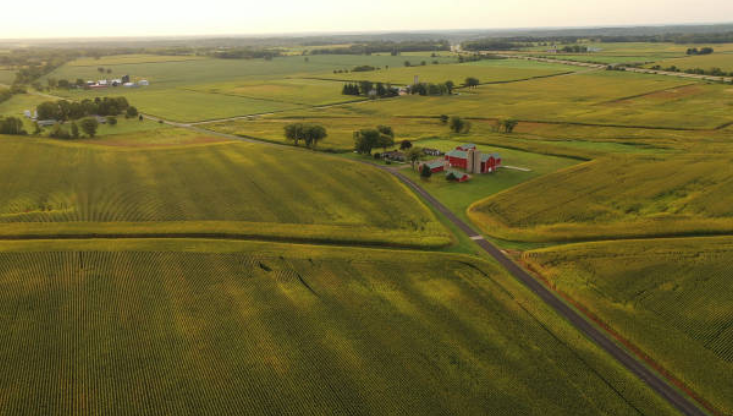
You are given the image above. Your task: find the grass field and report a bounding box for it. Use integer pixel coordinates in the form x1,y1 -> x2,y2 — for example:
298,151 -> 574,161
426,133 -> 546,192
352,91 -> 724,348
532,54 -> 660,64
207,116 -> 448,150
468,154 -> 733,242
646,52 -> 733,72
317,59 -> 578,85
0,93 -> 49,117
188,78 -> 363,106
67,54 -> 207,67
523,236 -> 733,414
0,239 -> 679,416
0,68 -> 14,85
0,136 -> 449,246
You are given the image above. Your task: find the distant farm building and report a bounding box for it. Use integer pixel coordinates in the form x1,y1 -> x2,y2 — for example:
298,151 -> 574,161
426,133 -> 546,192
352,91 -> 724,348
381,150 -> 405,161
422,148 -> 443,156
139,80 -> 150,86
36,120 -> 57,127
419,160 -> 446,173
445,144 -> 501,174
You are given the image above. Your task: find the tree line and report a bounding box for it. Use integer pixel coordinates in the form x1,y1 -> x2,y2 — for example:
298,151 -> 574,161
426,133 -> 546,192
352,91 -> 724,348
342,82 -> 399,98
686,47 -> 714,55
309,40 -> 450,55
36,97 -> 135,121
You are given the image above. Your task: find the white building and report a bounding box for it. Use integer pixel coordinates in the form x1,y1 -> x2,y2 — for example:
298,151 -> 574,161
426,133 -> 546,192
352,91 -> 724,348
139,80 -> 150,86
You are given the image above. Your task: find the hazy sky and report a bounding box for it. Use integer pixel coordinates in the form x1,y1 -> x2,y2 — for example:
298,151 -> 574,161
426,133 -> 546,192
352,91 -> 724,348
3,0 -> 733,39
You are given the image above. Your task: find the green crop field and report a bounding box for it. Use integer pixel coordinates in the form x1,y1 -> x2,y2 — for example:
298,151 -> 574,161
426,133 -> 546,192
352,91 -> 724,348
0,239 -> 679,416
468,154 -> 733,242
523,236 -> 733,414
318,58 -> 578,85
0,135 -> 449,246
327,70 -> 721,128
646,52 -> 733,72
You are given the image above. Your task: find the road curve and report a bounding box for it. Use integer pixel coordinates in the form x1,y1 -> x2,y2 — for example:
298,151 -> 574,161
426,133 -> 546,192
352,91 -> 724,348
385,168 -> 710,416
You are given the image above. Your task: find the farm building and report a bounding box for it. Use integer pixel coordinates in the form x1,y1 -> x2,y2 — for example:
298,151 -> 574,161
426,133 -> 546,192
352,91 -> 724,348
446,171 -> 470,182
382,150 -> 405,161
36,120 -> 57,127
423,148 -> 443,156
139,80 -> 150,86
419,160 -> 446,173
445,144 -> 501,174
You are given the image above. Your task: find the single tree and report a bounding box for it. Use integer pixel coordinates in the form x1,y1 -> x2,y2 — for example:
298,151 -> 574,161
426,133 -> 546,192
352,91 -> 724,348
126,106 -> 139,118
502,119 -> 518,133
79,117 -> 99,138
107,116 -> 117,126
303,124 -> 327,149
406,147 -> 422,170
440,114 -> 449,124
71,122 -> 80,139
445,80 -> 455,94
420,163 -> 432,178
284,123 -> 305,146
399,140 -> 412,150
353,128 -> 381,155
449,116 -> 465,133
465,77 -> 480,88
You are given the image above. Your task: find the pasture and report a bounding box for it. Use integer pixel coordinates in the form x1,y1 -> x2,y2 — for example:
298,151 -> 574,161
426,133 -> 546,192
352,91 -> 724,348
0,135 -> 449,247
523,236 -> 733,414
189,78 -> 363,106
468,154 -> 733,242
0,239 -> 679,416
67,53 -> 207,66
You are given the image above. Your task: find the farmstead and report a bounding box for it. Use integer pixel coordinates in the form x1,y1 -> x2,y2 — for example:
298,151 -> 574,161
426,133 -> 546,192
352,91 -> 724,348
446,144 -> 502,174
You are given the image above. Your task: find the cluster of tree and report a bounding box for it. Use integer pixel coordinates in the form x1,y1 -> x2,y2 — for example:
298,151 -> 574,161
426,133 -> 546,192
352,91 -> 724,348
47,118 -> 100,140
354,125 -> 394,154
36,97 -> 131,121
446,116 -> 472,134
342,81 -> 398,98
212,48 -> 281,60
408,81 -> 454,96
464,77 -> 480,88
491,118 -> 519,133
458,54 -> 505,63
283,123 -> 328,148
462,40 -> 523,51
686,47 -> 714,55
561,45 -> 589,53
0,117 -> 26,135
352,65 -> 377,72
310,40 -> 450,55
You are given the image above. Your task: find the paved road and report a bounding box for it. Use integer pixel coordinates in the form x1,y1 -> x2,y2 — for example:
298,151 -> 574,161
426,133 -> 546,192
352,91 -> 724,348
385,168 -> 710,416
148,115 -> 709,416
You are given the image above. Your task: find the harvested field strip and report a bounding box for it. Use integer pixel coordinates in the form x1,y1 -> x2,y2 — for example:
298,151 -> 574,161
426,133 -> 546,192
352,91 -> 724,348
0,239 -> 680,415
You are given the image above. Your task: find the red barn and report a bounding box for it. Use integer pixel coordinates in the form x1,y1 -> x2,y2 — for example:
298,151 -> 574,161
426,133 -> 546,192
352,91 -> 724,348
419,160 -> 446,173
446,171 -> 470,182
445,144 -> 501,174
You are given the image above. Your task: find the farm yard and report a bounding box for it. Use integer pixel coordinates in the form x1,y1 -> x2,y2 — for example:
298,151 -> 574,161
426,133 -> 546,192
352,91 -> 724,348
1,33 -> 732,416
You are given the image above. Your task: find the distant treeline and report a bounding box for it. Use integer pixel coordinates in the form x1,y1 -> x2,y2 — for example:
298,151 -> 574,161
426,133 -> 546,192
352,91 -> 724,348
463,32 -> 733,51
211,48 -> 282,60
310,40 -> 450,55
